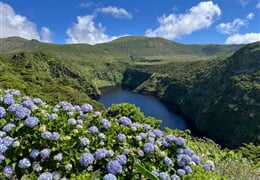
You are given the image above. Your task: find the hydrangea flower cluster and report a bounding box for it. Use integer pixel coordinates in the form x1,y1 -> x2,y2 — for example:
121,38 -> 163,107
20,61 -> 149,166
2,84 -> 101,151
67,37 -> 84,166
0,89 -> 211,179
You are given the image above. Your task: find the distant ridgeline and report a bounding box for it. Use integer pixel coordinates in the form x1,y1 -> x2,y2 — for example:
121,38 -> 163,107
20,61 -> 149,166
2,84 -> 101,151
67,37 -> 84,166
0,36 -> 259,148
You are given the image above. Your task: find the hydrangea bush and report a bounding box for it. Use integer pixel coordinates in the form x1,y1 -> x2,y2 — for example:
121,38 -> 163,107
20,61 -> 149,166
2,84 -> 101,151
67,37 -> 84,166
0,89 -> 216,179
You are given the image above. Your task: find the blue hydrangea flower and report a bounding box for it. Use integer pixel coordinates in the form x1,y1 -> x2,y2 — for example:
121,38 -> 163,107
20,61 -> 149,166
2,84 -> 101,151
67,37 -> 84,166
116,155 -> 127,165
118,116 -> 132,126
89,126 -> 99,133
107,160 -> 122,175
52,132 -> 60,141
143,124 -> 151,131
95,148 -> 107,160
164,157 -> 173,166
49,113 -> 58,120
77,119 -> 83,125
0,144 -> 8,154
80,153 -> 94,167
100,119 -> 111,129
98,133 -> 106,139
184,148 -> 194,156
11,90 -> 20,96
0,107 -> 6,118
22,99 -> 35,109
151,170 -> 159,177
117,134 -> 126,142
41,131 -> 53,140
174,137 -> 185,146
152,129 -> 163,138
148,137 -> 155,143
103,173 -> 117,180
32,162 -> 42,172
3,165 -> 13,177
53,153 -> 63,161
191,155 -> 201,164
24,117 -> 39,128
159,172 -> 169,180
184,165 -> 192,174
65,163 -> 73,171
203,164 -> 211,171
143,143 -> 155,154
30,149 -> 40,159
94,111 -> 102,117
171,174 -> 180,180
139,132 -> 147,139
68,118 -> 77,125
38,172 -> 53,180
74,105 -> 81,111
80,137 -> 90,146
7,103 -> 20,112
106,150 -> 114,157
2,122 -> 16,133
3,94 -> 15,105
33,98 -> 43,104
81,103 -> 93,113
176,169 -> 186,177
40,148 -> 51,159
165,134 -> 176,143
15,107 -> 31,119
18,158 -> 31,169
2,136 -> 14,147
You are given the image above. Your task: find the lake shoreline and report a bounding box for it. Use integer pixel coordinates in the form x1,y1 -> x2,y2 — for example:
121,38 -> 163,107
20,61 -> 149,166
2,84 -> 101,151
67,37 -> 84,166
98,85 -> 204,137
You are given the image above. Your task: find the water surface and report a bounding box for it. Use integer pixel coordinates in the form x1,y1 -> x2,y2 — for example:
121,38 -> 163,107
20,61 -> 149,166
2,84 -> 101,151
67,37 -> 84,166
98,87 -> 187,130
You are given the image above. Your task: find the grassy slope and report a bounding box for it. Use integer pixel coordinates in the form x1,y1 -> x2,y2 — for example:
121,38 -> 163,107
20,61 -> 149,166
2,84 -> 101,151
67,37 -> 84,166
0,36 -> 257,148
122,42 -> 260,148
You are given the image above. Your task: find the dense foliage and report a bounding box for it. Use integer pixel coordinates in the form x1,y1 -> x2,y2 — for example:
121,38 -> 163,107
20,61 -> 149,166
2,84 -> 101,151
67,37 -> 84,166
123,42 -> 260,148
0,89 -> 258,180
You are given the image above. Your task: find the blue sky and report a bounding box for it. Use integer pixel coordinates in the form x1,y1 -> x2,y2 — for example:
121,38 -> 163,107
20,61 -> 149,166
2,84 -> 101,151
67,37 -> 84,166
0,0 -> 259,44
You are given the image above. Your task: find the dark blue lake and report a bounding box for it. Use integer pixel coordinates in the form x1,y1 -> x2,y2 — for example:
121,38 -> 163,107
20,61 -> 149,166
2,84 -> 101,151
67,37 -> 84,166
98,87 -> 187,131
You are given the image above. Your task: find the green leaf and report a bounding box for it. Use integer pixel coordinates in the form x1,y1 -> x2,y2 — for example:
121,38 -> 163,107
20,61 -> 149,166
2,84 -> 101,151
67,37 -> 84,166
134,162 -> 159,180
250,163 -> 260,171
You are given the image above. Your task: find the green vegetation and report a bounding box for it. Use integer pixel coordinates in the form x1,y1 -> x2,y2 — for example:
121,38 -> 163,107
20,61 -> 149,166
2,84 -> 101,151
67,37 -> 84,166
0,36 -> 258,149
0,90 -> 258,179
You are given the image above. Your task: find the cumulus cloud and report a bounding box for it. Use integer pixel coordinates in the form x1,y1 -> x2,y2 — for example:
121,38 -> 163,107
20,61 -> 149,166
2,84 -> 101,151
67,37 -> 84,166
40,27 -> 53,42
145,1 -> 221,40
0,1 -> 39,40
217,13 -> 254,34
66,15 -> 120,44
0,2 -> 53,42
225,33 -> 260,44
217,19 -> 246,34
96,6 -> 132,19
246,13 -> 254,20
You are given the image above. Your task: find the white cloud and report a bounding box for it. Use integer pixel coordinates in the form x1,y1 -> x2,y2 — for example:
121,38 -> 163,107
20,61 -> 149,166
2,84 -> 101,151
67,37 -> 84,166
217,19 -> 246,34
217,13 -> 254,34
0,2 -> 53,42
78,1 -> 96,8
66,15 -> 120,44
145,1 -> 221,40
40,27 -> 53,42
97,6 -> 132,19
0,1 -> 39,40
225,33 -> 260,44
246,13 -> 254,20
257,2 -> 260,8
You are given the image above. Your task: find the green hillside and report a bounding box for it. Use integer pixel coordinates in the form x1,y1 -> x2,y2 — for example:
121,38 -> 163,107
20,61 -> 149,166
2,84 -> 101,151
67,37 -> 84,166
122,42 -> 260,148
0,36 -> 258,149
